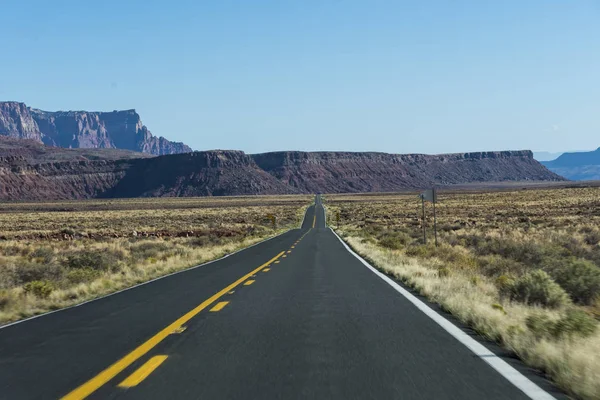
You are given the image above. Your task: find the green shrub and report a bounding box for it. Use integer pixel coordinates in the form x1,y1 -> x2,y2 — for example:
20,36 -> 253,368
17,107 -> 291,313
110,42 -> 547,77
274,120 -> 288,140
1,245 -> 30,257
544,258 -> 600,305
525,314 -> 553,337
189,235 -> 223,247
65,268 -> 100,284
405,244 -> 435,258
488,240 -> 545,264
160,248 -> 187,260
526,309 -> 597,339
14,261 -> 63,284
66,250 -> 124,272
466,236 -> 564,267
439,223 -> 462,232
434,246 -> 478,269
553,309 -> 597,338
446,235 -> 463,247
129,241 -> 171,260
479,256 -> 526,277
499,270 -> 570,308
491,303 -> 507,314
30,247 -> 56,264
364,224 -> 384,237
584,231 -> 600,246
495,274 -> 514,289
360,237 -> 376,244
0,290 -> 10,309
438,267 -> 450,278
378,232 -> 412,250
550,235 -> 590,259
23,280 -> 54,298
460,234 -> 483,248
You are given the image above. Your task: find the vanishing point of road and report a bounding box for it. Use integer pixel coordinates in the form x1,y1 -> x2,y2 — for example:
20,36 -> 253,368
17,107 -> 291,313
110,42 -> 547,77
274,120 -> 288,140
0,196 -> 564,399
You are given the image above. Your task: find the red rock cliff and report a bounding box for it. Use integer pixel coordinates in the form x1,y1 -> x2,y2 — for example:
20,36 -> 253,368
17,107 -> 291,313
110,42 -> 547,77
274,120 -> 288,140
0,102 -> 191,156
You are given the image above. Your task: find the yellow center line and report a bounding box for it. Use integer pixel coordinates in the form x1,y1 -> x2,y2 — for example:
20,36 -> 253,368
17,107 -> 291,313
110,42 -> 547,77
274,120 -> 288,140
117,355 -> 168,388
312,215 -> 316,228
210,301 -> 229,312
286,250 -> 291,254
243,280 -> 255,286
274,261 -> 280,264
263,268 -> 270,272
61,251 -> 285,400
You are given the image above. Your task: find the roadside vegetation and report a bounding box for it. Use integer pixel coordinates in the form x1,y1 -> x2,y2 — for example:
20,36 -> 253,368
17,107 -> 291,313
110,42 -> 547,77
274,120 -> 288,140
0,196 -> 311,325
326,188 -> 600,399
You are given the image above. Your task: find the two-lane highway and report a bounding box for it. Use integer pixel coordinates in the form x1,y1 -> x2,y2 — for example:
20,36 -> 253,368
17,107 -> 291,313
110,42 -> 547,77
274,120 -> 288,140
0,196 -> 558,399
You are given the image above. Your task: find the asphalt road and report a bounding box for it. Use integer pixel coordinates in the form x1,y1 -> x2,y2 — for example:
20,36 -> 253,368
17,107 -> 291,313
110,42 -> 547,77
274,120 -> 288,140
0,196 -> 561,399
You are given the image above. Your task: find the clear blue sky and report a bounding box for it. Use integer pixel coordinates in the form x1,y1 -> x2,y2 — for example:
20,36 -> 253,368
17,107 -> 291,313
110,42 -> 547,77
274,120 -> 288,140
1,1 -> 599,154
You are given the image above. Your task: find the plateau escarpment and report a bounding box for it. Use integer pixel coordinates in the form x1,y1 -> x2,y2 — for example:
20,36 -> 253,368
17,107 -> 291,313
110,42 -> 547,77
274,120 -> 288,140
0,138 -> 564,200
103,151 -> 298,198
252,150 -> 564,193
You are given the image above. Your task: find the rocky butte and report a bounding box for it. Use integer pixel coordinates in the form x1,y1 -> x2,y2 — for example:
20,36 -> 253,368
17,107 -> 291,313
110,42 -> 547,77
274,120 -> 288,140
0,102 -> 191,156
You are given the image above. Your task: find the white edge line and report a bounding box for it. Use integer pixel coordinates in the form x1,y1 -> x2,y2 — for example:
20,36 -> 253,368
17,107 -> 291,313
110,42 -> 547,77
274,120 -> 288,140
330,228 -> 555,400
300,204 -> 309,228
0,228 -> 294,330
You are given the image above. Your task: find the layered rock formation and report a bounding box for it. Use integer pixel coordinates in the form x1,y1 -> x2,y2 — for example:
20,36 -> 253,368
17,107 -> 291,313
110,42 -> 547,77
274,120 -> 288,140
0,102 -> 40,141
0,158 -> 130,200
0,102 -> 191,155
103,151 -> 297,198
252,150 -> 564,193
0,139 -> 564,200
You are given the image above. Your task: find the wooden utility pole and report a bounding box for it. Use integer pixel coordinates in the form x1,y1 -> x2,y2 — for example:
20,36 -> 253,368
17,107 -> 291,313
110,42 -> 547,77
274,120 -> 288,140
432,188 -> 438,247
420,188 -> 438,246
421,194 -> 426,244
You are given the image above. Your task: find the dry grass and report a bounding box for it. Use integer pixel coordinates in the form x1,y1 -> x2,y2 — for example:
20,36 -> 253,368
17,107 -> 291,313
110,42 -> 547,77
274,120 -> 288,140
326,188 -> 600,399
0,195 -> 311,325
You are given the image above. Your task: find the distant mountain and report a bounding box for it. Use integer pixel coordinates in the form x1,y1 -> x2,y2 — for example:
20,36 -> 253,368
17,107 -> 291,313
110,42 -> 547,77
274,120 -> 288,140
543,148 -> 600,180
0,138 -> 565,200
533,151 -> 563,162
0,102 -> 191,156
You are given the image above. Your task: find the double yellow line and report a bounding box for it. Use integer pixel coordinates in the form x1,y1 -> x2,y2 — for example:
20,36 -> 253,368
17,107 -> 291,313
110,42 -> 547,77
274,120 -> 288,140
62,251 -> 285,400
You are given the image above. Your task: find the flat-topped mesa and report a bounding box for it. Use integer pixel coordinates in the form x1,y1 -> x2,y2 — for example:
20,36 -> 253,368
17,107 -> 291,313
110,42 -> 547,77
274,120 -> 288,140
0,136 -> 565,200
135,150 -> 256,171
102,150 -> 297,198
252,150 -> 535,169
439,150 -> 534,161
252,150 -> 562,193
0,102 -> 191,156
